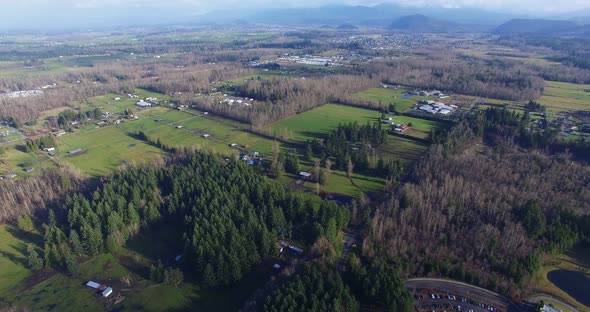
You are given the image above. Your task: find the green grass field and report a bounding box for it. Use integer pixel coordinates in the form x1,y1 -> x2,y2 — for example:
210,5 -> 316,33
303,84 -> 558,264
75,88 -> 171,115
56,126 -> 166,176
0,225 -> 42,296
354,87 -> 430,112
389,115 -> 449,140
537,81 -> 590,115
268,103 -> 381,142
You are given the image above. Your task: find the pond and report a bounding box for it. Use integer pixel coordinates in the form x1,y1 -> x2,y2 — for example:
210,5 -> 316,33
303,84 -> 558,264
547,269 -> 590,307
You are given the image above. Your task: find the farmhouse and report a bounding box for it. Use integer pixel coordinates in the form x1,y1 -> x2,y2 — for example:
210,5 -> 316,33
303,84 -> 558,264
136,100 -> 151,107
299,171 -> 312,178
394,124 -> 410,132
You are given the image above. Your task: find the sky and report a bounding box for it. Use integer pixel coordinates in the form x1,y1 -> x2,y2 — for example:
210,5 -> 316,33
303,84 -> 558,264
1,0 -> 590,30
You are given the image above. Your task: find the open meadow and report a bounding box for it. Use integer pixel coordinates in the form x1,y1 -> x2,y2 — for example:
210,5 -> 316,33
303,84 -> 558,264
354,87 -> 430,112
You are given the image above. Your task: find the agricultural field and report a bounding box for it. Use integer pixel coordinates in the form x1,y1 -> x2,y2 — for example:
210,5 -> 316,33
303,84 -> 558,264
537,81 -> 590,115
56,126 -> 166,176
74,89 -> 171,115
268,103 -> 381,142
354,87 -> 430,112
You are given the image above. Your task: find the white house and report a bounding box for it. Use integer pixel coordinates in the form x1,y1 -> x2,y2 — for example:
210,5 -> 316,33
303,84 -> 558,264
136,100 -> 151,107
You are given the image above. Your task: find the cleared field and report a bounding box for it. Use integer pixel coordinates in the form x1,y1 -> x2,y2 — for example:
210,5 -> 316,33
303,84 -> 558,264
56,126 -> 166,176
75,88 -> 171,115
377,136 -> 429,164
123,108 -> 278,154
268,103 -> 381,142
354,87 -> 430,112
390,115 -> 450,140
537,81 -> 590,115
0,225 -> 42,296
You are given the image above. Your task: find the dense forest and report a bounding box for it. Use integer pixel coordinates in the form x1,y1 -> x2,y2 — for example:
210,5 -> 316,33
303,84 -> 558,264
249,260 -> 413,312
364,111 -> 590,298
40,150 -> 350,286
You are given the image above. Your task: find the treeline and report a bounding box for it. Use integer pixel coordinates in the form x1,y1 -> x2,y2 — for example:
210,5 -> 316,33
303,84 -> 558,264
39,150 -> 350,286
364,111 -> 590,298
24,135 -> 56,153
188,76 -> 376,126
55,108 -> 103,129
308,122 -> 403,181
360,57 -> 546,101
251,258 -> 413,312
0,167 -> 81,223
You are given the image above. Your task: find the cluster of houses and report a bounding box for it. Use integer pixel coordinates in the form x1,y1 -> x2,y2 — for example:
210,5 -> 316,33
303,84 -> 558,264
549,111 -> 590,138
240,151 -> 262,166
416,100 -> 457,116
85,281 -> 113,298
277,54 -> 344,67
217,94 -> 254,107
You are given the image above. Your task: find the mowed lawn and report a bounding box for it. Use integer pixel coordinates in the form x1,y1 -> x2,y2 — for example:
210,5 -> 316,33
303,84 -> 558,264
354,87 -> 430,112
537,81 -> 590,114
268,103 -> 381,142
378,136 -> 429,164
56,126 -> 166,176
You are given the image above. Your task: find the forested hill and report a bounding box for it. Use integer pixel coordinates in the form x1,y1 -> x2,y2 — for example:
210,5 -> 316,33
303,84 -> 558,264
494,19 -> 579,36
43,150 -> 350,286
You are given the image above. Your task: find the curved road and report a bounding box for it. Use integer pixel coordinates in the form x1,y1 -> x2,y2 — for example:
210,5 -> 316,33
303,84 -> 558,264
405,278 -> 583,312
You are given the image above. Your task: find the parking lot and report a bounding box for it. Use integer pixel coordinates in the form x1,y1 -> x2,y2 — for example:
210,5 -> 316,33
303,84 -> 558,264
413,289 -> 502,312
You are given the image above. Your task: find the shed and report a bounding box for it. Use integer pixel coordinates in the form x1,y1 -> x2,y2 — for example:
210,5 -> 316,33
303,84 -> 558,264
136,100 -> 151,107
24,167 -> 34,173
68,148 -> 83,155
202,134 -> 210,138
101,287 -> 113,297
4,174 -> 17,179
229,143 -> 238,147
288,245 -> 303,254
44,147 -> 56,152
176,125 -> 184,129
299,172 -> 312,178
86,281 -> 100,289
273,264 -> 281,269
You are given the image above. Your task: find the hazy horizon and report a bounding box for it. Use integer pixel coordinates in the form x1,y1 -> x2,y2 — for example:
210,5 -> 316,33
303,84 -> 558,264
2,0 -> 590,31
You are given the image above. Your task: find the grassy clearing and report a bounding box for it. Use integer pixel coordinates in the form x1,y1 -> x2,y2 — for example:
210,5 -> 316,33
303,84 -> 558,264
0,225 -> 42,296
268,103 -> 381,142
354,87 -> 430,112
531,245 -> 590,312
56,126 -> 166,176
377,136 -> 429,164
390,115 -> 449,140
75,88 -> 171,115
537,81 -> 590,115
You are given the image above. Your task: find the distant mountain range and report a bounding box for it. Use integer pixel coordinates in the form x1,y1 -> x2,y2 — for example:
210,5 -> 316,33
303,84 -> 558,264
194,4 -> 590,38
493,19 -> 579,35
388,14 -> 493,33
